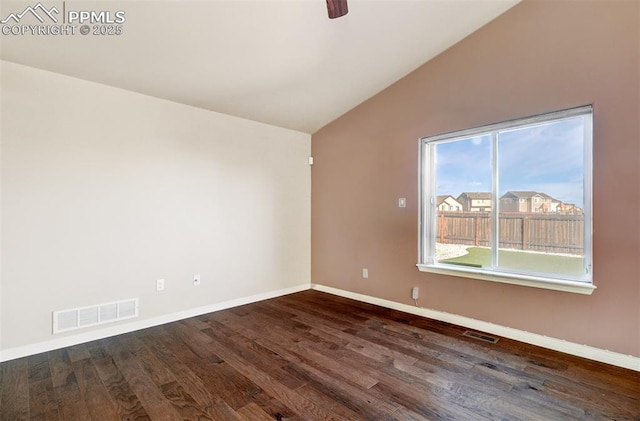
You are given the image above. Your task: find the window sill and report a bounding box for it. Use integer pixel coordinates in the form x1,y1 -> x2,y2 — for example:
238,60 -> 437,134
416,264 -> 596,295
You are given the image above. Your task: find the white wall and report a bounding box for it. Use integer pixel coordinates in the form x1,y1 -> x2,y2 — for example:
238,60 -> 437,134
0,61 -> 311,357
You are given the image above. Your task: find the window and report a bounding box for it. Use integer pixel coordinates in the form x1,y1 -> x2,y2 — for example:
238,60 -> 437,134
418,106 -> 594,294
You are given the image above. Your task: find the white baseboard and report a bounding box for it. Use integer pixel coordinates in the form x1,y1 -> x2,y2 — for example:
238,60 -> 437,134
312,284 -> 640,372
4,282 -> 638,373
0,283 -> 309,363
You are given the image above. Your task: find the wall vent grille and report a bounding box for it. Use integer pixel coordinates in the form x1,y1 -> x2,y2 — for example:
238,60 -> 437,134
463,330 -> 499,343
53,298 -> 138,334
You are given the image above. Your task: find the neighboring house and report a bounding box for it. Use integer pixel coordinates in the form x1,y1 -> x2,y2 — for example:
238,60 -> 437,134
456,192 -> 492,212
499,191 -> 560,213
547,195 -> 562,213
558,202 -> 584,215
437,195 -> 463,211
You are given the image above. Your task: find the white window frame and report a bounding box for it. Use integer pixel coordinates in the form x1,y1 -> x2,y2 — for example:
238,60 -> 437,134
417,106 -> 595,294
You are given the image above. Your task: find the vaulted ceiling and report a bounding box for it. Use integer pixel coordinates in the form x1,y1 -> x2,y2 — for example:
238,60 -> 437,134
0,0 -> 520,133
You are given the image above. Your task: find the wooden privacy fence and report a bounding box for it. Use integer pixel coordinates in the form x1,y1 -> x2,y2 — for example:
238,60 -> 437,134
437,211 -> 584,255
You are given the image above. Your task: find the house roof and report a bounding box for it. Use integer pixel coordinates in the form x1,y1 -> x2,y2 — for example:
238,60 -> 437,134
500,191 -> 560,202
437,195 -> 462,206
539,192 -> 559,201
458,192 -> 491,200
0,1 -> 520,134
501,191 -> 539,198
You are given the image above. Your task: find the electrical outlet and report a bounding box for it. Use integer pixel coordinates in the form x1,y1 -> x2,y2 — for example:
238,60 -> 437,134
156,279 -> 165,292
411,287 -> 419,300
362,268 -> 369,279
398,197 -> 407,208
193,273 -> 201,286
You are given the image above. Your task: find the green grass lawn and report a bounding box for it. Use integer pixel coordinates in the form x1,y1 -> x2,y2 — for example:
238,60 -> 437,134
441,247 -> 584,276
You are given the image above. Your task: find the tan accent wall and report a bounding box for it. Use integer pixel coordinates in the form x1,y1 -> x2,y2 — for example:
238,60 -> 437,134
311,0 -> 639,356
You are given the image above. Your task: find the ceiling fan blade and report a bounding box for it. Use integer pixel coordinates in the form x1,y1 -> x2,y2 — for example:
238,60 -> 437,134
326,0 -> 348,19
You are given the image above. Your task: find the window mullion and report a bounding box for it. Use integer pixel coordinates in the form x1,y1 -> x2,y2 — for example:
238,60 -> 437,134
491,132 -> 499,269
421,141 -> 437,265
582,112 -> 593,277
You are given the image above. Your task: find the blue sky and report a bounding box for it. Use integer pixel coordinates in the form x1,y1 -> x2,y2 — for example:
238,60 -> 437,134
435,117 -> 586,207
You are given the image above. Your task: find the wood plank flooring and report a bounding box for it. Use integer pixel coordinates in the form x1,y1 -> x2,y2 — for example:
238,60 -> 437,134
1,290 -> 638,420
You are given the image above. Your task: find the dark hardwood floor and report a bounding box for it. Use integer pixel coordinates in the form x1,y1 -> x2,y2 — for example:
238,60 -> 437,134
1,290 -> 638,420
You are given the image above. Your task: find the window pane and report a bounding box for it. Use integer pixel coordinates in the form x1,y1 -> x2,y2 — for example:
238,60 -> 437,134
434,135 -> 492,266
496,117 -> 586,278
